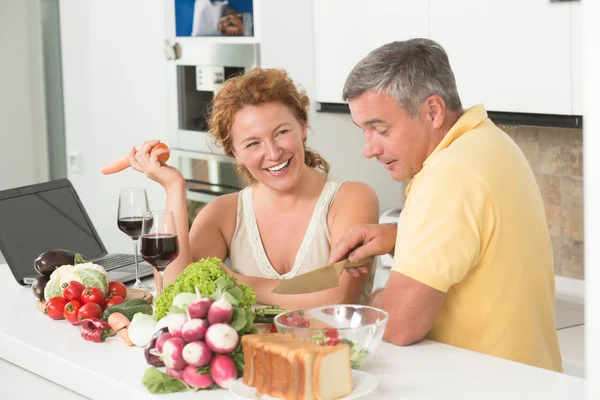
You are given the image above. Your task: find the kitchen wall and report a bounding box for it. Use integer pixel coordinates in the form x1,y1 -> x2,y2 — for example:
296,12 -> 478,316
503,125 -> 584,279
0,0 -> 49,191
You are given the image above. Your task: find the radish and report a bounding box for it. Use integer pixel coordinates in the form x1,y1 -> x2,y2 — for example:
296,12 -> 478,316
182,341 -> 213,367
166,368 -> 183,380
156,332 -> 173,353
207,297 -> 233,325
168,313 -> 188,337
205,323 -> 239,354
188,297 -> 213,320
162,337 -> 187,370
182,364 -> 214,389
181,318 -> 208,343
210,354 -> 237,389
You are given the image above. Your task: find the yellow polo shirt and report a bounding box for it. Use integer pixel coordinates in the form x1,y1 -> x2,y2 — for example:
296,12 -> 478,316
393,105 -> 562,372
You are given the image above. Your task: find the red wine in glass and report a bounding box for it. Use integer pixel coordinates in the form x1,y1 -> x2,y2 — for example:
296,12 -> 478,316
117,188 -> 150,291
141,210 -> 178,295
141,233 -> 179,271
117,217 -> 144,239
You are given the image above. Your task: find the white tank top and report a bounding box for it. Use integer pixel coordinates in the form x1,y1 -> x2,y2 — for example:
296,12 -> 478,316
229,175 -> 345,279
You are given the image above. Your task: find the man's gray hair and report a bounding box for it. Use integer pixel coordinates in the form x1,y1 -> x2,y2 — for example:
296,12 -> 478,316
343,38 -> 463,117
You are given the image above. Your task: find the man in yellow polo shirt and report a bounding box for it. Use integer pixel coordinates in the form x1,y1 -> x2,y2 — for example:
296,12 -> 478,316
330,38 -> 562,372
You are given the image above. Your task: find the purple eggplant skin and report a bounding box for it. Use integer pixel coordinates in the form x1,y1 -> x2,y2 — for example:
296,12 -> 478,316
34,249 -> 78,276
145,327 -> 169,367
32,275 -> 50,301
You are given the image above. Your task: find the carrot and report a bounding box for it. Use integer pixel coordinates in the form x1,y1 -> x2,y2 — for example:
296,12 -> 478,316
100,143 -> 170,175
107,312 -> 134,346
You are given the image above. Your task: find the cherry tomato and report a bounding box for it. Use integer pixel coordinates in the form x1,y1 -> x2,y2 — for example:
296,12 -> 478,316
81,287 -> 105,307
62,281 -> 85,301
325,329 -> 339,339
108,281 -> 127,299
63,300 -> 82,323
105,295 -> 124,309
44,296 -> 68,320
77,302 -> 103,320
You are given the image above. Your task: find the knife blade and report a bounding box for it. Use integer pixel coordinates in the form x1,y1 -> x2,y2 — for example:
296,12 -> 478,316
271,257 -> 373,295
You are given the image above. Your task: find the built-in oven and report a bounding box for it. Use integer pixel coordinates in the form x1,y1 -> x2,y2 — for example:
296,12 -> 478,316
170,149 -> 243,226
164,42 -> 258,222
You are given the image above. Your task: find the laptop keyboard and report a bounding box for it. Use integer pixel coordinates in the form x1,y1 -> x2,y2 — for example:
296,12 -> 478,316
94,254 -> 136,271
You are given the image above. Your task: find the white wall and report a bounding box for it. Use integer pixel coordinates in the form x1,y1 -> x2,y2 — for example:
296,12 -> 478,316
258,0 -> 406,213
584,1 -> 600,398
0,0 -> 49,191
60,0 -> 168,254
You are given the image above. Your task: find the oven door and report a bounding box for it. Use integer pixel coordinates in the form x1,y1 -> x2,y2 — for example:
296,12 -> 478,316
170,149 -> 243,225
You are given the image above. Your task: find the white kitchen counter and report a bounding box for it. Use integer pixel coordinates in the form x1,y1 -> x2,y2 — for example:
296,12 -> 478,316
0,265 -> 584,399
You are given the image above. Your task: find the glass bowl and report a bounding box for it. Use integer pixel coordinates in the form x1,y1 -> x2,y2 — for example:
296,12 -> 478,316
273,304 -> 389,369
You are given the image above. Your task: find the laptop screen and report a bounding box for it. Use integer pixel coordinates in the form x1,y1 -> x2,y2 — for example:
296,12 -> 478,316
0,186 -> 106,274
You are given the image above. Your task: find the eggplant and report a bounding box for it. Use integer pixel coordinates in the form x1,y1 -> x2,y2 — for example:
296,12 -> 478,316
145,327 -> 169,367
31,275 -> 50,301
34,249 -> 78,276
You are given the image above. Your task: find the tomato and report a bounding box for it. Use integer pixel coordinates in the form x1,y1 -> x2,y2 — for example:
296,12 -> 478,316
77,302 -> 103,320
325,329 -> 339,339
105,295 -> 124,309
61,281 -> 85,301
108,281 -> 127,299
44,297 -> 68,320
63,300 -> 82,323
81,287 -> 105,307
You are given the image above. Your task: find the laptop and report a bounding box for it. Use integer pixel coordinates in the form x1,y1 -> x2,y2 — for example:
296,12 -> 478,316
0,179 -> 154,286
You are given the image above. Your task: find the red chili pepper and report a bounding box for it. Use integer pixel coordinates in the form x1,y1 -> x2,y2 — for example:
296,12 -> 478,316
73,318 -> 122,343
72,317 -> 110,330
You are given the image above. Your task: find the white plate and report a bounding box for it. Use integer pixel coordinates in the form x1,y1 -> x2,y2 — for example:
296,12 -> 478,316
229,369 -> 378,400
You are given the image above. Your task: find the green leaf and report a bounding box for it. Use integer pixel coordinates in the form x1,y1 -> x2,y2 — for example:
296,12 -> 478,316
230,307 -> 247,332
74,253 -> 88,264
227,286 -> 244,302
243,308 -> 254,332
222,291 -> 240,307
196,365 -> 210,374
142,367 -> 188,394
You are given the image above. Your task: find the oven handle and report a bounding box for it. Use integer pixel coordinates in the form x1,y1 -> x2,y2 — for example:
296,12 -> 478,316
184,178 -> 241,191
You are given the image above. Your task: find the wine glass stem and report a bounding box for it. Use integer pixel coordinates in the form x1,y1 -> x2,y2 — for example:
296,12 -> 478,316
133,239 -> 141,285
156,270 -> 164,296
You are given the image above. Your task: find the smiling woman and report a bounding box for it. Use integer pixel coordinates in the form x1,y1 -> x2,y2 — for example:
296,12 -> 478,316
123,68 -> 380,310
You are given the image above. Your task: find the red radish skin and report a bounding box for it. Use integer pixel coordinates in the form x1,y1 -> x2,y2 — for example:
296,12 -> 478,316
182,341 -> 213,367
182,365 -> 214,389
181,319 -> 209,343
210,354 -> 237,389
207,297 -> 234,325
166,368 -> 183,380
205,323 -> 239,354
168,314 -> 188,337
188,297 -> 213,319
156,332 -> 173,353
162,337 -> 187,370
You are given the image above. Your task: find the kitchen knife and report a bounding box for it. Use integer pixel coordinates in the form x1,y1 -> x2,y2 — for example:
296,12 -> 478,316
271,257 -> 374,295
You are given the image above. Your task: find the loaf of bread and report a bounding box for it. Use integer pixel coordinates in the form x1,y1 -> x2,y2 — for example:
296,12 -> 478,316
242,333 -> 352,400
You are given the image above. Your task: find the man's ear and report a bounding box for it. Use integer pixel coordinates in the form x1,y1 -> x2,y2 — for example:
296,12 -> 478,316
425,95 -> 446,129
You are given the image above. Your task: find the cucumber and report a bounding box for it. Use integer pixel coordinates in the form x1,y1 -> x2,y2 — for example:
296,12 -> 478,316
103,299 -> 153,322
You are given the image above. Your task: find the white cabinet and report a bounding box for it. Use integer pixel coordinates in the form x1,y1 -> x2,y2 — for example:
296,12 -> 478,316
429,0 -> 571,115
314,0 -> 428,104
313,0 -> 578,116
571,1 -> 582,116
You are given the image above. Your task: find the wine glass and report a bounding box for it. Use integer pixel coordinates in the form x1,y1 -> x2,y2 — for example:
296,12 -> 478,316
117,188 -> 150,291
140,210 -> 179,295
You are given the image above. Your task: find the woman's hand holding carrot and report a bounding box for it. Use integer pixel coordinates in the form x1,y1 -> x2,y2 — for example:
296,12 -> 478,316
126,140 -> 184,190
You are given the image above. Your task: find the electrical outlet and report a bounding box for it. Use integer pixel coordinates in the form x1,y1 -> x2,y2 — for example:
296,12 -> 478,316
69,152 -> 81,174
